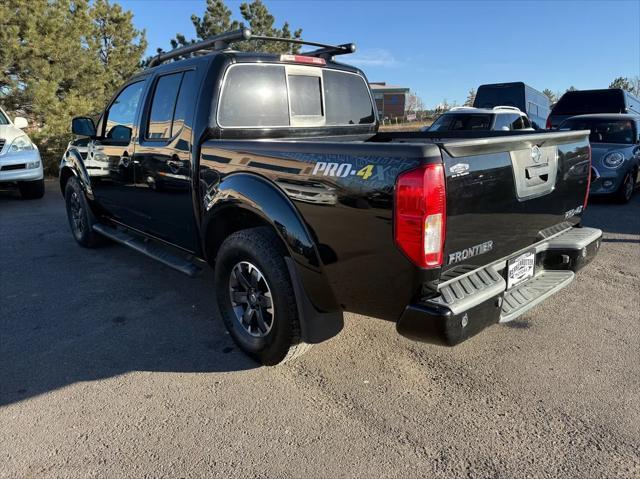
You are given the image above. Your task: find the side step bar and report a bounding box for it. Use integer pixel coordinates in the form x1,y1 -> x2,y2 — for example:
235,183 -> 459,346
93,224 -> 201,277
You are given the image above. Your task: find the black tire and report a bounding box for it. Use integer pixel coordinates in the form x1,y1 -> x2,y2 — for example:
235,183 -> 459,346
214,227 -> 312,365
64,177 -> 106,248
615,171 -> 635,204
18,178 -> 45,199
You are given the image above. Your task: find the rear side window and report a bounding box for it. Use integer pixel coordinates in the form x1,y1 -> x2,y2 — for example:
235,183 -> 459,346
494,113 -> 521,130
147,70 -> 196,139
511,115 -> 525,130
171,71 -> 196,136
218,64 -> 375,128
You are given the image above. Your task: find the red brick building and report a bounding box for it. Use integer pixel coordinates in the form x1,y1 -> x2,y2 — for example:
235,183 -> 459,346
369,82 -> 409,120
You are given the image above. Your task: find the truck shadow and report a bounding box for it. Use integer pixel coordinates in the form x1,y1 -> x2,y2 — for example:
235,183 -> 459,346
1,188 -> 259,406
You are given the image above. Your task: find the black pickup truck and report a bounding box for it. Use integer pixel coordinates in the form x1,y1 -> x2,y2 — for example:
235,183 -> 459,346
60,29 -> 602,365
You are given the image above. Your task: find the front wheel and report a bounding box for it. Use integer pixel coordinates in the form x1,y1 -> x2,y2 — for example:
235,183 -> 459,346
64,177 -> 106,248
615,171 -> 635,204
18,178 -> 45,199
214,227 -> 312,365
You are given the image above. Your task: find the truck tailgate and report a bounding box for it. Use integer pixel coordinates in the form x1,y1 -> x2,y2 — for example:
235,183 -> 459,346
438,131 -> 591,273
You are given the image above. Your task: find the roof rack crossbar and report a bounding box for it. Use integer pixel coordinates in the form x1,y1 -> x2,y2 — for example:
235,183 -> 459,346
251,35 -> 356,59
147,28 -> 356,67
148,28 -> 251,67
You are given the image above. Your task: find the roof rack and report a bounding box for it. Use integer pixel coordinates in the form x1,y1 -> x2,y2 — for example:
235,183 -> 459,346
148,28 -> 356,68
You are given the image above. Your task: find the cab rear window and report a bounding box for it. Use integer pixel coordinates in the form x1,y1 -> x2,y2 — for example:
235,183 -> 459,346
218,64 -> 375,128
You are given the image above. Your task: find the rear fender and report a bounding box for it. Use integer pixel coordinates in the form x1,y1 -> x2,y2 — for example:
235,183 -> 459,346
202,172 -> 342,342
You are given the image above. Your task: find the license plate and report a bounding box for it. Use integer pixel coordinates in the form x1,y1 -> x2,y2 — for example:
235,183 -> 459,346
507,251 -> 535,289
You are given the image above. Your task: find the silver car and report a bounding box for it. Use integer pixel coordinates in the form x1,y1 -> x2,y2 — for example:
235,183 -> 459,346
559,114 -> 640,203
425,106 -> 535,132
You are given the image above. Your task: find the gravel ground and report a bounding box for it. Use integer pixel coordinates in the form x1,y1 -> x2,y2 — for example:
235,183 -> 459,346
1,180 -> 639,478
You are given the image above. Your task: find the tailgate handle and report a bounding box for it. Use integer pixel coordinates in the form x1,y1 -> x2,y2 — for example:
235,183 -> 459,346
525,164 -> 551,184
510,145 -> 558,199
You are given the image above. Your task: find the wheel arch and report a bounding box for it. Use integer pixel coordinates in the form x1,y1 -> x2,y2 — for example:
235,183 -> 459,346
59,148 -> 93,199
201,173 -> 342,342
201,173 -> 320,269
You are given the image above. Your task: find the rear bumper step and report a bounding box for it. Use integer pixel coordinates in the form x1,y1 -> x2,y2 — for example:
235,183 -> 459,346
500,270 -> 574,322
93,223 -> 201,277
397,226 -> 602,345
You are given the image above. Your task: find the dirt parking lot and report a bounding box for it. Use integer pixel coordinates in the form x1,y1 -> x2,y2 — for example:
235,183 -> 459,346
1,180 -> 639,478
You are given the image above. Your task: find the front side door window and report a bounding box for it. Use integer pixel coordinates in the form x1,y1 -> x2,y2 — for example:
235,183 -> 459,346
102,81 -> 146,143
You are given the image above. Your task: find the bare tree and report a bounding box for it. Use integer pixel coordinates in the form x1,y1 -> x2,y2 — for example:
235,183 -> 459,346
631,76 -> 640,96
405,91 -> 424,120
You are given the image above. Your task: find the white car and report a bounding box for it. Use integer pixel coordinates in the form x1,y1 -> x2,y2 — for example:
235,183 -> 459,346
425,106 -> 536,132
0,107 -> 44,199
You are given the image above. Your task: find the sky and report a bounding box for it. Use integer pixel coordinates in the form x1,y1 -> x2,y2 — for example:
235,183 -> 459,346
117,0 -> 640,107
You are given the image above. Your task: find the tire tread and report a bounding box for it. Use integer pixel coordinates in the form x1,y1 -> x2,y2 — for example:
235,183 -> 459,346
215,227 -> 312,365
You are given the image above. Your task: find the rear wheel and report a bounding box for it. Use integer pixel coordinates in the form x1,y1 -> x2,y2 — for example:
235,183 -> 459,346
64,177 -> 106,248
18,179 -> 45,199
214,227 -> 312,365
615,171 -> 635,204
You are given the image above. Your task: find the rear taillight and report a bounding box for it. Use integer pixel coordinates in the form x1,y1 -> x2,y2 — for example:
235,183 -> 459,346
394,164 -> 446,268
546,116 -> 552,129
280,54 -> 326,66
583,144 -> 592,210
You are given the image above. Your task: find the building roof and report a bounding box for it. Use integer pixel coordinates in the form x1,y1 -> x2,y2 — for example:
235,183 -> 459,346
369,82 -> 409,93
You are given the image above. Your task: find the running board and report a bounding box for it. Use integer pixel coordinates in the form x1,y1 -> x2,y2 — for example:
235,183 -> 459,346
500,270 -> 574,323
92,223 -> 201,277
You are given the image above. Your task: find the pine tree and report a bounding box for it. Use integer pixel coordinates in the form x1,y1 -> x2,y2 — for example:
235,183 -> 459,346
609,76 -> 634,93
168,0 -> 302,55
542,89 -> 556,103
0,0 -> 146,174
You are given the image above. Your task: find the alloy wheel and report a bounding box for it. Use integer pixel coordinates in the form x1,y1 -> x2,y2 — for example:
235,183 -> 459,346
69,191 -> 85,237
229,261 -> 275,337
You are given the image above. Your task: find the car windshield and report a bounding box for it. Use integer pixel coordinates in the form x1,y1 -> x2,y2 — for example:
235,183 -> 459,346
559,118 -> 636,144
429,113 -> 493,131
0,110 -> 9,125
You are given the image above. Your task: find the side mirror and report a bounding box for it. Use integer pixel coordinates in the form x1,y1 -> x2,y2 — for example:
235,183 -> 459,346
72,116 -> 96,137
13,116 -> 28,129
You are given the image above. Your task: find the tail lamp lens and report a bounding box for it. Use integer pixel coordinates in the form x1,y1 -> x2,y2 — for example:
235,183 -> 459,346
394,164 -> 446,268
